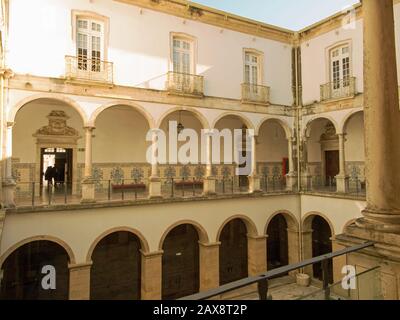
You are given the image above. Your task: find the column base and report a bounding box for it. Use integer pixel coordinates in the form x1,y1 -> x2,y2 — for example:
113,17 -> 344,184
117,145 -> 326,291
248,175 -> 262,194
202,177 -> 216,196
357,208 -> 400,233
148,176 -> 163,199
335,175 -> 349,193
2,178 -> 16,208
81,178 -> 96,203
286,172 -> 298,191
336,223 -> 400,299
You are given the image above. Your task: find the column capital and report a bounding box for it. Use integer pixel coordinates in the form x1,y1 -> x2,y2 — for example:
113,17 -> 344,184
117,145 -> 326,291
140,250 -> 164,258
84,126 -> 96,131
198,241 -> 221,248
68,262 -> 93,270
6,121 -> 14,128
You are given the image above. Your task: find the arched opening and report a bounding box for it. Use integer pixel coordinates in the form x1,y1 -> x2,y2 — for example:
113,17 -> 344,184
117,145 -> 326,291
93,105 -> 151,200
12,98 -> 84,205
266,214 -> 289,270
305,118 -> 338,191
343,111 -> 365,194
0,240 -> 70,300
158,110 -> 205,197
90,231 -> 142,300
213,115 -> 253,193
218,218 -> 248,285
311,216 -> 333,283
257,119 -> 289,192
161,224 -> 200,300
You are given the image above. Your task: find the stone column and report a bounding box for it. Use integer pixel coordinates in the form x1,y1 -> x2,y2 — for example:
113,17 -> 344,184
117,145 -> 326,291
357,0 -> 400,232
247,235 -> 267,276
68,262 -> 92,300
286,137 -> 297,191
248,135 -> 261,193
300,136 -> 311,191
203,133 -> 216,196
336,133 -> 349,193
2,122 -> 16,208
141,250 -> 162,300
301,229 -> 314,276
81,127 -> 95,203
148,130 -> 162,199
287,228 -> 301,276
199,242 -> 220,291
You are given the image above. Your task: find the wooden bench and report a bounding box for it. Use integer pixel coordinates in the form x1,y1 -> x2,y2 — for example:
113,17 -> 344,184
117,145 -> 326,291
174,180 -> 203,189
112,183 -> 146,192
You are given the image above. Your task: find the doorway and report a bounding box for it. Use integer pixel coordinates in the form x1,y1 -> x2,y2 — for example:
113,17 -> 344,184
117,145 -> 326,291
267,214 -> 289,271
40,148 -> 73,186
325,150 -> 339,185
312,216 -> 333,283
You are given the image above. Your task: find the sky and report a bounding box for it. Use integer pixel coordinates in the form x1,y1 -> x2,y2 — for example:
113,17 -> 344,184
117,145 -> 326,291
192,0 -> 360,31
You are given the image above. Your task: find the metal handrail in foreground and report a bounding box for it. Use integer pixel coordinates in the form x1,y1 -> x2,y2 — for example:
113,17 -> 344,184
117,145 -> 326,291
179,241 -> 375,300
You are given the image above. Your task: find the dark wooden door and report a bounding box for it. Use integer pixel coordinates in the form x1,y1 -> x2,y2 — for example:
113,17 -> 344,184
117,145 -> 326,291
325,150 -> 339,184
162,225 -> 199,300
219,219 -> 248,285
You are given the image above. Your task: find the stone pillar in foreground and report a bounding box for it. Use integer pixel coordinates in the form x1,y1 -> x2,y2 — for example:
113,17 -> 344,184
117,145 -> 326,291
357,0 -> 400,232
81,127 -> 96,203
335,0 -> 400,300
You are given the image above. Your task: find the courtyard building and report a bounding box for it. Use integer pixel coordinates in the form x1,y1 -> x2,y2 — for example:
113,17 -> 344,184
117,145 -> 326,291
0,0 -> 398,300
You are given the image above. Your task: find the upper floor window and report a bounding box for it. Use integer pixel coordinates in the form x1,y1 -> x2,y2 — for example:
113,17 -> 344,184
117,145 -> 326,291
76,18 -> 104,72
172,36 -> 194,74
244,51 -> 261,86
330,45 -> 350,89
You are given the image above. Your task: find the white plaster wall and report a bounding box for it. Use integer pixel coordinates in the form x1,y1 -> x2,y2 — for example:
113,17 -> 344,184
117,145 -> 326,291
93,106 -> 151,163
257,121 -> 288,162
344,111 -> 364,161
7,0 -> 292,105
301,20 -> 364,105
300,195 -> 365,235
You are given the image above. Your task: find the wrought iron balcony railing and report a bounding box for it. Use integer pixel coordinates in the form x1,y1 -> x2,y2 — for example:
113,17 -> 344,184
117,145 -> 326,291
166,71 -> 204,96
65,55 -> 113,84
241,83 -> 270,104
320,77 -> 356,102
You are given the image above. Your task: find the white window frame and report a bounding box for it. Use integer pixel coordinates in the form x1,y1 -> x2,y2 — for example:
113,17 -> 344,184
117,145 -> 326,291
169,32 -> 197,75
243,48 -> 264,86
325,40 -> 353,89
71,10 -> 109,61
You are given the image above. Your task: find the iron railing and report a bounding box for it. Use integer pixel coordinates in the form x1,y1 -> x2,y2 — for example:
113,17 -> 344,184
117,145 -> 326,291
241,83 -> 270,104
320,77 -> 356,101
179,241 -> 375,300
166,71 -> 204,96
65,55 -> 113,84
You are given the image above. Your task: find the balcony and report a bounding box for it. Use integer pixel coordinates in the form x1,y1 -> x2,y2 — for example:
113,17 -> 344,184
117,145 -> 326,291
241,83 -> 270,104
320,77 -> 356,102
166,71 -> 204,96
65,55 -> 113,85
